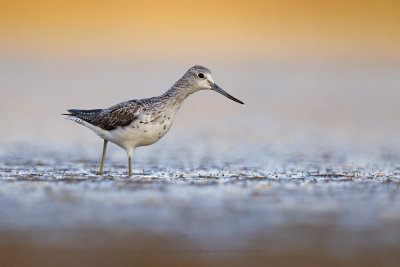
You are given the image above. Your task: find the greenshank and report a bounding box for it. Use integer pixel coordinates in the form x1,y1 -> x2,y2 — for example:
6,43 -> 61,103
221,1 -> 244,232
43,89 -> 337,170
64,65 -> 244,176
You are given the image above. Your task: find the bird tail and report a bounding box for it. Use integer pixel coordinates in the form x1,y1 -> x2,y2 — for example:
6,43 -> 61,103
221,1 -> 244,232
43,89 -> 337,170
62,109 -> 103,122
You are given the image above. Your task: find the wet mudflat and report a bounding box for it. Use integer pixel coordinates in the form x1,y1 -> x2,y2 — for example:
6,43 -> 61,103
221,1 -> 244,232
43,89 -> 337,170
1,139 -> 400,266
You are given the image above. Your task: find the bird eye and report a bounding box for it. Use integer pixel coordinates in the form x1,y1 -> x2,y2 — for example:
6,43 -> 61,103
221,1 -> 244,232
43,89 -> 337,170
198,73 -> 205,78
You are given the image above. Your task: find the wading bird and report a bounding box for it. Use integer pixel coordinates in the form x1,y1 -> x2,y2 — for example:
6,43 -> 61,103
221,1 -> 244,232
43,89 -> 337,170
64,65 -> 244,176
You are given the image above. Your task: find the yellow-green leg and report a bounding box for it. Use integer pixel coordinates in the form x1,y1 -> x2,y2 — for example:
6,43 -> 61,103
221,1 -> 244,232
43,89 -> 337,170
128,155 -> 132,177
99,139 -> 108,175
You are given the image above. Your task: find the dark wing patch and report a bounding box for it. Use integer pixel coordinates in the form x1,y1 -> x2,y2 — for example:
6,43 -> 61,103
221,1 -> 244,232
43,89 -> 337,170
67,100 -> 143,131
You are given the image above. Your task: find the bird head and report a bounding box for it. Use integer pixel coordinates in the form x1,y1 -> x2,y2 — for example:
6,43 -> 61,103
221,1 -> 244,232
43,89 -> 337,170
178,65 -> 244,105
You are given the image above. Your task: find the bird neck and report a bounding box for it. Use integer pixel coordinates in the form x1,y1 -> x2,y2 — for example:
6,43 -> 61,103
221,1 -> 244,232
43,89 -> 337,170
162,80 -> 195,108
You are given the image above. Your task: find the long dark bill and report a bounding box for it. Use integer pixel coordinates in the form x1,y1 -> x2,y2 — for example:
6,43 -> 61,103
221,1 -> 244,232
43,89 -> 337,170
212,83 -> 244,105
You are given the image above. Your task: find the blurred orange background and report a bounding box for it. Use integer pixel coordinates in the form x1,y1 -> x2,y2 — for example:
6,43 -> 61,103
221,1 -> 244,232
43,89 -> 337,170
1,0 -> 399,60
0,0 -> 399,145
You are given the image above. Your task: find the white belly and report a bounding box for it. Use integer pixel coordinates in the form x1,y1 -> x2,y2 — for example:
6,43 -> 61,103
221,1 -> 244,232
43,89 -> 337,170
104,119 -> 173,150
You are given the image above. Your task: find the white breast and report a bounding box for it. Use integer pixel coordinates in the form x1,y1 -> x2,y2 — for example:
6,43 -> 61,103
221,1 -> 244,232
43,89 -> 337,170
102,111 -> 175,150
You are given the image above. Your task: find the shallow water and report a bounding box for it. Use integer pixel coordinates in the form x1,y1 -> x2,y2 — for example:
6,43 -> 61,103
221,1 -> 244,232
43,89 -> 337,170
1,137 -> 400,265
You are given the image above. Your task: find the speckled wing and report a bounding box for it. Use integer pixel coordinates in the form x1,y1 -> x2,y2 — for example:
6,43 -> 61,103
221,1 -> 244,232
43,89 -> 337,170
67,100 -> 143,131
